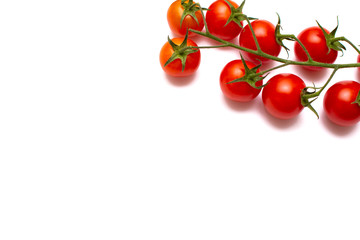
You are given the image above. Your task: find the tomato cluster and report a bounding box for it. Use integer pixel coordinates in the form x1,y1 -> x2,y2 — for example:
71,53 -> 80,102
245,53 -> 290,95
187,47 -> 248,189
160,0 -> 360,127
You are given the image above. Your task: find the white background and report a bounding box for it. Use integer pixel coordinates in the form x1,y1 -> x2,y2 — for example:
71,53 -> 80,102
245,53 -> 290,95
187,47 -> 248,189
0,0 -> 359,239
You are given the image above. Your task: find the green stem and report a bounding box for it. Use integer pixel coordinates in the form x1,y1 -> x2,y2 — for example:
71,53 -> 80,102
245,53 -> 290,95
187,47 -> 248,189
190,29 -> 360,69
332,36 -> 360,55
303,67 -> 339,100
300,68 -> 339,118
198,3 -> 209,33
257,62 -> 291,76
245,17 -> 261,53
191,44 -> 231,49
279,34 -> 313,62
317,67 -> 339,95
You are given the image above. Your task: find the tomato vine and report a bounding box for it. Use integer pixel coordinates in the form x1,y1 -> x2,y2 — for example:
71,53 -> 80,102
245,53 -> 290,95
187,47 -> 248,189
162,0 -> 360,126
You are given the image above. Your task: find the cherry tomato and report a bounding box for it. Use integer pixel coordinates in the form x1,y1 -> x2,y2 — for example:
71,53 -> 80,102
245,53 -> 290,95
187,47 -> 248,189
262,73 -> 306,119
205,0 -> 241,41
294,26 -> 338,71
323,81 -> 360,126
159,37 -> 201,77
167,0 -> 204,37
239,20 -> 281,63
220,60 -> 262,102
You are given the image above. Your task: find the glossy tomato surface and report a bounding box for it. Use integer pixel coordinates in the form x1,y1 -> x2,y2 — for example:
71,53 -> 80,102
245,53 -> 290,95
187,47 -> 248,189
159,38 -> 201,77
239,20 -> 281,63
220,60 -> 262,102
205,0 -> 241,41
167,0 -> 204,36
262,73 -> 306,119
323,81 -> 360,126
294,26 -> 338,71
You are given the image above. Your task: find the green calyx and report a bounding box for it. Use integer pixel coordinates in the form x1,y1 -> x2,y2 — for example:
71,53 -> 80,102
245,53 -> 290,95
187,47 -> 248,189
227,55 -> 267,89
223,0 -> 256,28
275,13 -> 295,57
164,32 -> 199,72
352,90 -> 360,106
180,0 -> 204,28
316,18 -> 346,55
301,85 -> 322,119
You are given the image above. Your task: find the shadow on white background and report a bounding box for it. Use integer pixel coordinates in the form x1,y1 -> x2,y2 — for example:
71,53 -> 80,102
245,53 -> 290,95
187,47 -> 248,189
164,72 -> 198,87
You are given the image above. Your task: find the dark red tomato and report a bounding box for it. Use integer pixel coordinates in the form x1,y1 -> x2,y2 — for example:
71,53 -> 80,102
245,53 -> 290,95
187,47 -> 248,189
220,60 -> 262,102
323,81 -> 360,126
239,20 -> 281,63
262,73 -> 306,119
294,26 -> 338,71
167,0 -> 204,37
205,0 -> 241,41
159,38 -> 201,77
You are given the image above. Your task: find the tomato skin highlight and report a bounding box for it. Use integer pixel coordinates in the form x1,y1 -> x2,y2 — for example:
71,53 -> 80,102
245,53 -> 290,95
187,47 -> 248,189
239,20 -> 281,63
220,60 -> 262,102
159,38 -> 201,77
205,0 -> 241,41
294,26 -> 338,71
262,73 -> 306,120
323,81 -> 360,126
167,0 -> 204,37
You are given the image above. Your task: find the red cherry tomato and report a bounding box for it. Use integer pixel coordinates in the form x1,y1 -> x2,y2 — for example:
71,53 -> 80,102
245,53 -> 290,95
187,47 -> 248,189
159,38 -> 201,77
262,73 -> 306,119
323,81 -> 360,126
294,26 -> 338,71
220,60 -> 262,102
167,0 -> 204,37
239,20 -> 281,63
205,0 -> 241,41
